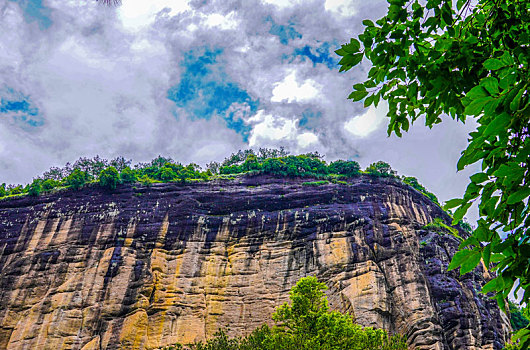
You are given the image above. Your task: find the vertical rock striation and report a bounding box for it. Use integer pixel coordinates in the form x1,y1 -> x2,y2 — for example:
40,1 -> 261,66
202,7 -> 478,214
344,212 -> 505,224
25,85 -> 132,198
0,176 -> 510,349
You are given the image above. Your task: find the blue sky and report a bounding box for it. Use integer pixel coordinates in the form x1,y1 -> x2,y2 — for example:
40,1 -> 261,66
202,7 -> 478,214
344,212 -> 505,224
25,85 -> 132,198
167,47 -> 258,140
0,0 -> 480,220
9,0 -> 52,28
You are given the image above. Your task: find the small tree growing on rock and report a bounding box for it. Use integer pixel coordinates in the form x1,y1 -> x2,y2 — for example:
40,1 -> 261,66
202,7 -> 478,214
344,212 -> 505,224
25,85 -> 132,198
99,166 -> 120,190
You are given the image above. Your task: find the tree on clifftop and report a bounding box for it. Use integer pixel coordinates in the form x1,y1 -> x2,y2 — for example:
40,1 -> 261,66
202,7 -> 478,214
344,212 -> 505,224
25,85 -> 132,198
99,166 -> 120,190
337,0 -> 529,345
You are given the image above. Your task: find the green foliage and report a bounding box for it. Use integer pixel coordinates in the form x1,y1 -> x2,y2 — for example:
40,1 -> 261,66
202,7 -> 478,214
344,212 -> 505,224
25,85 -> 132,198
423,218 -> 462,241
509,301 -> 530,332
42,179 -> 59,191
402,176 -> 439,204
66,168 -> 89,190
99,166 -> 120,190
9,185 -> 24,195
28,179 -> 42,197
159,166 -> 178,182
119,167 -> 137,184
340,0 -> 530,342
365,161 -> 396,178
138,174 -> 155,187
162,277 -> 407,350
328,160 -> 360,177
458,220 -> 474,234
0,151 -> 437,208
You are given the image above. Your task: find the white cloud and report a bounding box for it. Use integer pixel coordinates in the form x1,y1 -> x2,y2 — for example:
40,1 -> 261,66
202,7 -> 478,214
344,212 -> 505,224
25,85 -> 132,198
261,0 -> 304,9
246,111 -> 320,151
118,0 -> 191,30
344,103 -> 387,137
248,111 -> 298,147
324,0 -> 357,17
201,12 -> 239,30
271,70 -> 321,103
297,132 -> 319,148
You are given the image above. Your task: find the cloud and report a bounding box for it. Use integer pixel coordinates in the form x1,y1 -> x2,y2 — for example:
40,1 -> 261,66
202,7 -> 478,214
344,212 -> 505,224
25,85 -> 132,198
324,0 -> 357,17
344,103 -> 387,138
0,0 -> 482,224
271,70 -> 321,103
118,0 -> 191,30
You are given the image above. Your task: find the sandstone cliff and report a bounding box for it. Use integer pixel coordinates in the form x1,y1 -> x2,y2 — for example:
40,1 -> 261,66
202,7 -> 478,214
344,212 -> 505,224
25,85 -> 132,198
0,175 -> 510,349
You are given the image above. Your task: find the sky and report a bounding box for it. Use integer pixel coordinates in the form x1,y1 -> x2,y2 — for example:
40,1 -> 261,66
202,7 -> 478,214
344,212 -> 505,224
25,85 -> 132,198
0,0 -> 480,220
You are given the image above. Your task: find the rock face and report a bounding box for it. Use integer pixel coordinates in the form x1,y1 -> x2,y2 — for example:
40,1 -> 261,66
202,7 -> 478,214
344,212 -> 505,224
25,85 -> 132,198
0,176 -> 510,350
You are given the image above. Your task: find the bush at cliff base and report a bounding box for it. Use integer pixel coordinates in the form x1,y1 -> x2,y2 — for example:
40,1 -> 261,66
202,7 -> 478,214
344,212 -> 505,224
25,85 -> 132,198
161,277 -> 407,350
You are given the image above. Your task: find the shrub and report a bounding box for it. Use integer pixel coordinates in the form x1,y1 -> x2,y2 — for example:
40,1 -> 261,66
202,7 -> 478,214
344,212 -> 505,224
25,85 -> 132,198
120,167 -> 137,184
402,176 -> 440,204
509,301 -> 530,332
159,166 -> 177,182
138,175 -> 154,186
99,166 -> 120,190
8,185 -> 24,195
65,168 -> 88,190
365,161 -> 396,178
329,160 -> 360,177
28,179 -> 42,196
42,179 -> 58,191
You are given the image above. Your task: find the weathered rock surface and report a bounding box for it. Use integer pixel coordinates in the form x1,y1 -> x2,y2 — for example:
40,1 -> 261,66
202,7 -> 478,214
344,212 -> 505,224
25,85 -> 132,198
0,175 -> 510,349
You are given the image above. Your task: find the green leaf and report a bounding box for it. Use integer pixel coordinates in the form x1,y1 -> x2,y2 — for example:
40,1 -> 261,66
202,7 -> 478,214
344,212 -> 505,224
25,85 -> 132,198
348,91 -> 369,101
347,38 -> 361,53
362,19 -> 375,27
483,112 -> 511,137
444,198 -> 462,210
494,164 -> 516,177
483,98 -> 500,116
499,70 -> 516,90
499,51 -> 514,66
353,83 -> 366,91
460,250 -> 482,274
507,188 -> 530,205
448,249 -> 481,274
481,276 -> 501,294
480,77 -> 499,96
470,173 -> 488,184
466,86 -> 489,99
334,48 -> 347,56
452,202 -> 472,225
364,95 -> 374,107
448,250 -> 472,271
482,243 -> 492,267
483,58 -> 506,71
510,84 -> 526,111
460,236 -> 480,249
465,36 -> 478,44
513,328 -> 530,342
464,97 -> 492,116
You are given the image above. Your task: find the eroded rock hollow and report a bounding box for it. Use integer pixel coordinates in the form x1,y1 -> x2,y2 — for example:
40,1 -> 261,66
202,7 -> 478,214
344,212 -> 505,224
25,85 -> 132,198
0,176 -> 510,349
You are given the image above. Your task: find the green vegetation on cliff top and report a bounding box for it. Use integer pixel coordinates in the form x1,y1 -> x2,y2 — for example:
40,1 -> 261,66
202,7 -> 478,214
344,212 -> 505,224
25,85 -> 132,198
0,149 -> 439,205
